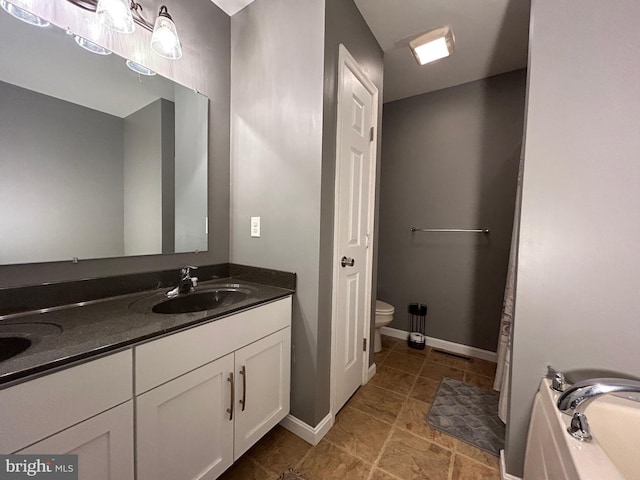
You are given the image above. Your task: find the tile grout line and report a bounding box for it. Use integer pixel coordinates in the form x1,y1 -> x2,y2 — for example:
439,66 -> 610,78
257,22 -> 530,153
367,339 -> 422,479
386,336 -> 497,480
454,448 -> 502,473
293,439 -> 317,472
365,394 -> 409,480
319,436 -> 377,473
346,403 -> 403,427
243,454 -> 280,478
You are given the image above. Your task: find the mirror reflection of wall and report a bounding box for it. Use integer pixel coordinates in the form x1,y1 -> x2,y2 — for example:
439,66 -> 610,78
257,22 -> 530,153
0,6 -> 208,265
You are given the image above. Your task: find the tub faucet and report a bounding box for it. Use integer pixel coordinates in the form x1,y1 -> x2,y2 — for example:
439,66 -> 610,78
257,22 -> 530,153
557,377 -> 640,441
166,266 -> 198,298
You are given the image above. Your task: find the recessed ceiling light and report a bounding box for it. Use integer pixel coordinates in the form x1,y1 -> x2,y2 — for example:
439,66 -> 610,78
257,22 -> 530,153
409,26 -> 455,66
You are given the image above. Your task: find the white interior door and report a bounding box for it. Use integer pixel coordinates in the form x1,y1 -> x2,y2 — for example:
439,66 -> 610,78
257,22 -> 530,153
332,44 -> 378,414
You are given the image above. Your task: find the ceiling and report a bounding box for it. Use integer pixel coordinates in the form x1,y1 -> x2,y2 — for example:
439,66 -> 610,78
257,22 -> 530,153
212,0 -> 254,16
212,0 -> 530,103
354,0 -> 530,102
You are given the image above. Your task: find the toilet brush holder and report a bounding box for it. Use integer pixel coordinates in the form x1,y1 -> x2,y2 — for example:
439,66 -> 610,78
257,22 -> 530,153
408,303 -> 427,350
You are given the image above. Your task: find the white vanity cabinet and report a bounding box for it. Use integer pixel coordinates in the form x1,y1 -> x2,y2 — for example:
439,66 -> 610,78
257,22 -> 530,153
232,326 -> 290,459
18,401 -> 134,480
0,350 -> 134,480
135,296 -> 292,480
136,353 -> 235,480
0,295 -> 291,480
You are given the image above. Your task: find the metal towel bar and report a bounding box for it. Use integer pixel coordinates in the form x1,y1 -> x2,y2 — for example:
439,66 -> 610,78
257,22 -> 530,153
410,227 -> 490,234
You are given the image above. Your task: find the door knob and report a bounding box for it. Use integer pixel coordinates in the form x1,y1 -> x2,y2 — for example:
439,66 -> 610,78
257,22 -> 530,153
341,256 -> 355,267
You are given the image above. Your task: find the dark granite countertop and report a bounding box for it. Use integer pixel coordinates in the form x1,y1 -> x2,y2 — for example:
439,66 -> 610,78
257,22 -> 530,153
0,278 -> 293,388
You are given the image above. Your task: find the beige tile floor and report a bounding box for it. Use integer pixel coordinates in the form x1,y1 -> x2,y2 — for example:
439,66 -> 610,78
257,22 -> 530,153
220,335 -> 501,480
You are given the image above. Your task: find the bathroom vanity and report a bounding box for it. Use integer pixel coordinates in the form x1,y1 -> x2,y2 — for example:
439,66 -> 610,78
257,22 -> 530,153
0,273 -> 293,480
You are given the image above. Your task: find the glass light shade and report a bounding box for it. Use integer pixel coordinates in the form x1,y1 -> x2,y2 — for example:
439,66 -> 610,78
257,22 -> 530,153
96,0 -> 135,34
74,35 -> 112,55
150,12 -> 182,60
0,0 -> 50,27
125,59 -> 155,76
409,26 -> 455,66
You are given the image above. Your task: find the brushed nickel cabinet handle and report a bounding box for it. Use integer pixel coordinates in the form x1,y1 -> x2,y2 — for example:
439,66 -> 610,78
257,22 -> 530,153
239,365 -> 247,411
227,372 -> 234,421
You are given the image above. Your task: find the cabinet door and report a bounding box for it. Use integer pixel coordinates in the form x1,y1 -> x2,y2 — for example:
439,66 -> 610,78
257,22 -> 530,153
18,401 -> 134,480
136,353 -> 234,480
234,327 -> 291,459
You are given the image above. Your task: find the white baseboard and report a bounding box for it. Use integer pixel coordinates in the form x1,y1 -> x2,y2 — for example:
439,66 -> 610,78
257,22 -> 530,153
279,412 -> 333,446
500,450 -> 522,480
380,326 -> 497,362
367,363 -> 376,382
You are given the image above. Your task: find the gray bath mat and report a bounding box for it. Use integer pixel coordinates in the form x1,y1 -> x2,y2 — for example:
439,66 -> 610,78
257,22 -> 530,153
426,377 -> 505,456
277,469 -> 307,480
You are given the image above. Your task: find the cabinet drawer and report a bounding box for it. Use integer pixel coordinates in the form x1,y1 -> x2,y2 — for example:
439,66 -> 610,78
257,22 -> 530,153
135,296 -> 291,394
0,350 -> 132,453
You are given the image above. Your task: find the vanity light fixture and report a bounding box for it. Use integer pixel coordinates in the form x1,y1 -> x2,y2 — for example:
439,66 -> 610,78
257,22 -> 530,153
409,26 -> 455,66
66,0 -> 182,60
150,6 -> 182,59
96,0 -> 134,33
0,0 -> 50,27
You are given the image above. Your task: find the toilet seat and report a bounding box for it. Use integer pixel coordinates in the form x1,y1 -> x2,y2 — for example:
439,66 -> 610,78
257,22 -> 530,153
375,300 -> 394,314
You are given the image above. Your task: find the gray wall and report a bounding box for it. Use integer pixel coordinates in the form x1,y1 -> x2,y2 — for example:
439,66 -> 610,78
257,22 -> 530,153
0,0 -> 230,288
506,1 -> 640,476
230,0 -> 326,426
230,0 -> 382,426
0,81 -> 125,264
378,70 -> 526,352
321,0 -> 384,370
161,100 -> 176,254
123,100 -> 163,256
174,87 -> 208,253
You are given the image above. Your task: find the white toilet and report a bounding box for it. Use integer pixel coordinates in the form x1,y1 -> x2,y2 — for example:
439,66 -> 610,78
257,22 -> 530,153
374,300 -> 395,353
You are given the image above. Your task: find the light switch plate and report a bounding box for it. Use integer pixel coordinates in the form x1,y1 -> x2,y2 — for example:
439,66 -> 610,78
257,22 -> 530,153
251,217 -> 260,237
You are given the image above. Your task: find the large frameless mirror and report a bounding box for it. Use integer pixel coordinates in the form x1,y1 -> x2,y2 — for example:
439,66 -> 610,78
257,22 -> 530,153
0,5 -> 209,265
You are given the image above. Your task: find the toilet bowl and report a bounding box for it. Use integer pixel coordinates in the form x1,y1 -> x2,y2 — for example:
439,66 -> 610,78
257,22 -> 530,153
374,300 -> 395,353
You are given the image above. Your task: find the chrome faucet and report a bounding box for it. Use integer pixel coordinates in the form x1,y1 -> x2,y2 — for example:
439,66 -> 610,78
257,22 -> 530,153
557,377 -> 640,441
166,266 -> 198,298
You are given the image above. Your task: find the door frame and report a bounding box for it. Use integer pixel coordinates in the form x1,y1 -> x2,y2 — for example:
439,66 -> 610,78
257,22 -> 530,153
329,44 -> 379,419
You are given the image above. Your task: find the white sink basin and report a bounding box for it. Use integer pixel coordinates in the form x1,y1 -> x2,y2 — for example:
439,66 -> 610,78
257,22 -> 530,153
524,378 -> 638,479
585,392 -> 640,480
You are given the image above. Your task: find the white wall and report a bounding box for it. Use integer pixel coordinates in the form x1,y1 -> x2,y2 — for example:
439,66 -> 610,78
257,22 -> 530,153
507,0 -> 640,476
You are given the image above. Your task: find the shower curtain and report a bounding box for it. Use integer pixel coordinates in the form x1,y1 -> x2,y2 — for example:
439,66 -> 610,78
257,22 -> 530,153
494,153 -> 524,423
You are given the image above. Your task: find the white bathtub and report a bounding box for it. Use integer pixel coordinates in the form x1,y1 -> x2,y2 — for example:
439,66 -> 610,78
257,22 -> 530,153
524,378 -> 640,479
